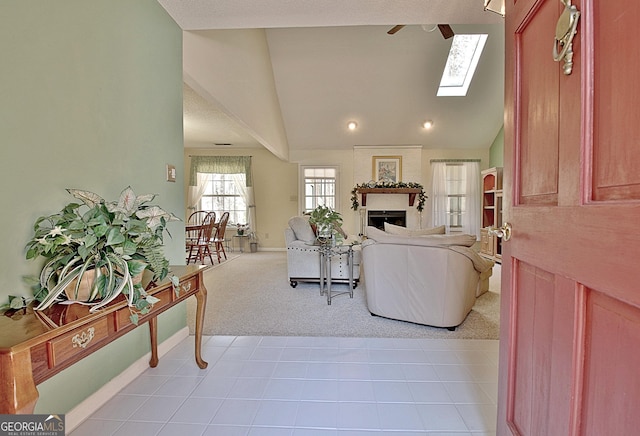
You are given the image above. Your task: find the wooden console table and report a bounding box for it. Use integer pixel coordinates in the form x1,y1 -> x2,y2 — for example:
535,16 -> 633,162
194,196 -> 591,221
0,265 -> 209,414
356,188 -> 422,207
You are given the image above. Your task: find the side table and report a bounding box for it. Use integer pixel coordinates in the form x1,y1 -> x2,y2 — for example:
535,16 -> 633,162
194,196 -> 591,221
0,265 -> 209,414
233,234 -> 250,252
318,243 -> 356,305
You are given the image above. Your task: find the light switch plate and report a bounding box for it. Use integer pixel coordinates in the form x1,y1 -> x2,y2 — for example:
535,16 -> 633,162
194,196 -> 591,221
166,164 -> 176,182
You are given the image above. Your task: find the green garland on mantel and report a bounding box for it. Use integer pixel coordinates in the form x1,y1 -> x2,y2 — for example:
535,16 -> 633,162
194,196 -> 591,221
350,181 -> 427,212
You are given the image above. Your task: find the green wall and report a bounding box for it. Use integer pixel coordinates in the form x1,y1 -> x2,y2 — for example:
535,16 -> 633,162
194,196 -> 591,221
0,0 -> 186,413
489,126 -> 505,168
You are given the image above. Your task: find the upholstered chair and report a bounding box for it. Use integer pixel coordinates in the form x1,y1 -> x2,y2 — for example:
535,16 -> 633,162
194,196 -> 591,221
284,216 -> 361,288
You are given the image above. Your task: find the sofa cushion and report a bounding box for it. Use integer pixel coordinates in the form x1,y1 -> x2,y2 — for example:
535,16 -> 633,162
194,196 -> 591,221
384,222 -> 446,236
288,216 -> 316,244
367,225 -> 476,247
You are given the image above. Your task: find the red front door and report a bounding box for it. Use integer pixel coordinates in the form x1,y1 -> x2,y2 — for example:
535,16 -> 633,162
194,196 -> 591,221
498,0 -> 640,434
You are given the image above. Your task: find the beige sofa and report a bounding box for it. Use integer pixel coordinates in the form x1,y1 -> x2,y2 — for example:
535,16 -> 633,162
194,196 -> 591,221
362,226 -> 494,330
285,216 -> 361,288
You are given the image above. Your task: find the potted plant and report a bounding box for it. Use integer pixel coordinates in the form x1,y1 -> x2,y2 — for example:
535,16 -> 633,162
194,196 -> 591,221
24,186 -> 180,323
308,205 -> 344,244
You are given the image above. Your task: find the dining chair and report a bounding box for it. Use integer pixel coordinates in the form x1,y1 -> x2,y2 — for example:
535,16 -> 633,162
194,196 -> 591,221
186,211 -> 217,265
212,211 -> 230,262
186,211 -> 215,246
188,210 -> 214,226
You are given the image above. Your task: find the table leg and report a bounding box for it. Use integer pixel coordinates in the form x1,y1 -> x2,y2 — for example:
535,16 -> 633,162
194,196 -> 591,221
0,349 -> 39,414
319,250 -> 325,296
326,254 -> 332,305
348,249 -> 354,298
148,317 -> 159,367
194,286 -> 209,369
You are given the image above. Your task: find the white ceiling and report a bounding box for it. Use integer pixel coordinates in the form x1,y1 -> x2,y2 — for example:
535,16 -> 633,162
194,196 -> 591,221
159,0 -> 505,154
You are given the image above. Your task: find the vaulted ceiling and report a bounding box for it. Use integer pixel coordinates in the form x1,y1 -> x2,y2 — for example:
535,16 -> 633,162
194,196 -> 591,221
159,0 -> 505,159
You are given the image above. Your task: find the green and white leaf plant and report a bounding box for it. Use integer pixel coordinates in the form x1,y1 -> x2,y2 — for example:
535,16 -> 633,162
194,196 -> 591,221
22,186 -> 180,323
308,205 -> 344,244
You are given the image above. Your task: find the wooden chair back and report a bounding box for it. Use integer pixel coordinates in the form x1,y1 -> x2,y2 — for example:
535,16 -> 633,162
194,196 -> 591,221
215,212 -> 230,240
188,210 -> 215,226
212,211 -> 230,261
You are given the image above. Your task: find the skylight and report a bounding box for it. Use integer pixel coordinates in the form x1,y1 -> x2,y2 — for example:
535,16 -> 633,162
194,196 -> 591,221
437,34 -> 488,97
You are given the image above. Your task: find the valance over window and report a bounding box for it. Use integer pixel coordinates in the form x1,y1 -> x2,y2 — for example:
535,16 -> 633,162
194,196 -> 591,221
189,156 -> 253,187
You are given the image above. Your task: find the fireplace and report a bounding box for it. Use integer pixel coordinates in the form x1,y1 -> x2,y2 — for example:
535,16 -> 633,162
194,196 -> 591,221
367,210 -> 406,230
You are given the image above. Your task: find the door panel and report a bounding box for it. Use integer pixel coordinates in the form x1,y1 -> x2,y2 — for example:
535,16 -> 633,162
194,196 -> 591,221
507,263 -> 574,435
499,0 -> 640,434
517,0 -> 559,204
591,2 -> 640,201
510,263 -> 554,435
580,290 -> 640,434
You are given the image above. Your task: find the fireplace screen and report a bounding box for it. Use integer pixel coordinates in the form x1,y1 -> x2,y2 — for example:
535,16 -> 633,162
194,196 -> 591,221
367,210 -> 406,230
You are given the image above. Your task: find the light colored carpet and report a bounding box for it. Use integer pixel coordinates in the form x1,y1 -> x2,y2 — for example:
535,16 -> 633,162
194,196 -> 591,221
186,251 -> 500,339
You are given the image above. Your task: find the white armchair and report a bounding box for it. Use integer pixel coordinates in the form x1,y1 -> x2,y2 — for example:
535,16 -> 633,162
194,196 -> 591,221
285,216 -> 361,288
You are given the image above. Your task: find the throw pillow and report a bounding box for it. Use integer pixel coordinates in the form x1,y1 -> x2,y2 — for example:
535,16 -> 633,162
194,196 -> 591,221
288,216 -> 316,244
384,222 -> 446,236
383,222 -> 410,235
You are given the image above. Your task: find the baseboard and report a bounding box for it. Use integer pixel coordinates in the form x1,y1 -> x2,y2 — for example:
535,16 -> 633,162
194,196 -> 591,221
65,326 -> 190,432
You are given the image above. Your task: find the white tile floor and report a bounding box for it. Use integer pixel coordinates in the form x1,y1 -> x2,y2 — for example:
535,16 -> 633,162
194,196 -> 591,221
70,335 -> 498,436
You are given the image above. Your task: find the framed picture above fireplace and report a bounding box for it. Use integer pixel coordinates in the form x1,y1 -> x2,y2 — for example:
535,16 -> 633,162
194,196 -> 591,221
372,156 -> 402,182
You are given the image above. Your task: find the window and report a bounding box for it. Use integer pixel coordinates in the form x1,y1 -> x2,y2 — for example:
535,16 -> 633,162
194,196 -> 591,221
199,173 -> 247,224
300,166 -> 338,214
437,34 -> 488,97
431,161 -> 481,238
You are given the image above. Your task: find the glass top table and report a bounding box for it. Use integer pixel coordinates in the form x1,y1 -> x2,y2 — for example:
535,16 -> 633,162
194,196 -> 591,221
317,242 -> 357,305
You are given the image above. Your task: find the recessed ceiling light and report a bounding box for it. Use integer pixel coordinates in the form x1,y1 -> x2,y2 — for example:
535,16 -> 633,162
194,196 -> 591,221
347,121 -> 358,130
423,120 -> 434,129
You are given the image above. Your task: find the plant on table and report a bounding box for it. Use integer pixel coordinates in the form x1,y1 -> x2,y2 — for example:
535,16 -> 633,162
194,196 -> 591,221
308,205 -> 344,244
236,223 -> 249,236
22,186 -> 180,323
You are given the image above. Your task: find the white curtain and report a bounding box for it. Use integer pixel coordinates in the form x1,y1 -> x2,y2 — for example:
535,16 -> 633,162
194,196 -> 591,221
187,173 -> 207,213
431,162 -> 448,230
231,174 -> 256,232
430,161 -> 481,239
462,162 -> 481,238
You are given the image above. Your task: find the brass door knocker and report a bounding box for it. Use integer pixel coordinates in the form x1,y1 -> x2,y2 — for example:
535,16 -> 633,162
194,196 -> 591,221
553,0 -> 581,75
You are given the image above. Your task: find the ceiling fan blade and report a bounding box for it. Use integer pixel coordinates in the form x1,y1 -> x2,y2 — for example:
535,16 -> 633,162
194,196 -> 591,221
387,25 -> 405,35
437,24 -> 455,39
